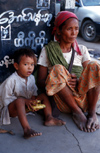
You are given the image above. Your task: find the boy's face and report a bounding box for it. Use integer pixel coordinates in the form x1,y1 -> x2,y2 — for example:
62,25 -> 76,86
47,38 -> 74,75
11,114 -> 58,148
14,55 -> 35,79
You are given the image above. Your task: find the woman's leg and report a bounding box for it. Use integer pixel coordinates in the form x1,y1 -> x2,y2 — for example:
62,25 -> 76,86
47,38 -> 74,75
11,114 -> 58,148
57,86 -> 88,132
87,86 -> 100,132
37,93 -> 66,126
8,98 -> 42,139
45,63 -> 100,132
78,61 -> 100,132
45,64 -> 87,131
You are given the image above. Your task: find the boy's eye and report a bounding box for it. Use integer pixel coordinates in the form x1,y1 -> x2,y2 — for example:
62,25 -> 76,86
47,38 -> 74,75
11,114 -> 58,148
31,64 -> 34,66
24,64 -> 27,66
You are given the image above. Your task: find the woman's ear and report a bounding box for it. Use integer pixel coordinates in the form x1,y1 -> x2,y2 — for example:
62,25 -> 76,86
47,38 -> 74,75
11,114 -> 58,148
14,63 -> 18,70
56,28 -> 61,35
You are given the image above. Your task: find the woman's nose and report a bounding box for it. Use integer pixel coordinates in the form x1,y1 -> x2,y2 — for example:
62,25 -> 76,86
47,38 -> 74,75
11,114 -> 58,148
72,29 -> 76,34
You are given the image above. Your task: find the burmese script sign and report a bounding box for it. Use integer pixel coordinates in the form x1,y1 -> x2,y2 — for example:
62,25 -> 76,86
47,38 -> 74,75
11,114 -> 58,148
0,0 -> 55,82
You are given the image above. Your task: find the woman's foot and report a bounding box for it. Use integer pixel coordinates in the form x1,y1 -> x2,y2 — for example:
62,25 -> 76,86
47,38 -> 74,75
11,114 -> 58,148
44,115 -> 66,126
86,113 -> 100,132
72,112 -> 87,132
24,129 -> 42,139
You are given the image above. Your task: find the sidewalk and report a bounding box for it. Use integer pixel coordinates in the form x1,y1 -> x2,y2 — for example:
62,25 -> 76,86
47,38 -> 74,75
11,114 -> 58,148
0,110 -> 100,153
0,57 -> 100,153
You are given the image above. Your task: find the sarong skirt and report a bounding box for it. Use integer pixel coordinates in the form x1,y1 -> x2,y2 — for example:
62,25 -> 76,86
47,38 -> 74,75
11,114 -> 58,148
45,62 -> 100,113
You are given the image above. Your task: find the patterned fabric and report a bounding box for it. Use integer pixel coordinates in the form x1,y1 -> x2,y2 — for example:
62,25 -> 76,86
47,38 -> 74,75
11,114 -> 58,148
45,62 -> 100,113
52,11 -> 81,55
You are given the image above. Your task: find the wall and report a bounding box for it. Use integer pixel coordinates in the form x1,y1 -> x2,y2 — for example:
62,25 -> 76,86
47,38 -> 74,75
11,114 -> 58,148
0,0 -> 55,82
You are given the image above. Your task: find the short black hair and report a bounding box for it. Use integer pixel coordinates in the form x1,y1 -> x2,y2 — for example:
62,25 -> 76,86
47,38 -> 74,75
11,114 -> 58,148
14,48 -> 37,65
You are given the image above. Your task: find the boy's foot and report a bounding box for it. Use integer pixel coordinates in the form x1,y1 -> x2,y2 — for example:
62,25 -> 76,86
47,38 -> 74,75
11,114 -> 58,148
44,116 -> 66,126
86,113 -> 100,132
72,112 -> 87,132
24,129 -> 42,139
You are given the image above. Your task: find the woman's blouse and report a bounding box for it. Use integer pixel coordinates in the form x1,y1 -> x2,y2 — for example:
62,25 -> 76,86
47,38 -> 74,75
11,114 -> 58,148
38,44 -> 91,73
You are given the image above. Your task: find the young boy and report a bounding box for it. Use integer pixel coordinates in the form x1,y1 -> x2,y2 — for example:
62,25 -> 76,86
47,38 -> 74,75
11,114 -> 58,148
0,48 -> 65,139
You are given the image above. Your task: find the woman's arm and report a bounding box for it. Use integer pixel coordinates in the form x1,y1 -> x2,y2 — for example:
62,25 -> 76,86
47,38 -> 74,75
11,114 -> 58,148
82,60 -> 90,69
37,65 -> 48,90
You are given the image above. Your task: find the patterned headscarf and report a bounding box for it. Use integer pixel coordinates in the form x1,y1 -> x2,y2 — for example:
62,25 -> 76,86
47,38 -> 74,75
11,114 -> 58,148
52,11 -> 81,55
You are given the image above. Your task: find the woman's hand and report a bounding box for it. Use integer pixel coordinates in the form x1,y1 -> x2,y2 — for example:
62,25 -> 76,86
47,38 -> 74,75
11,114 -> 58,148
68,73 -> 77,89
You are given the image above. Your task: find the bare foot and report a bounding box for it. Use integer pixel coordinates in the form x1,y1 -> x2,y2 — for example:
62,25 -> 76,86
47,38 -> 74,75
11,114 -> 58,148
44,116 -> 66,126
87,113 -> 100,132
72,112 -> 87,132
24,129 -> 42,139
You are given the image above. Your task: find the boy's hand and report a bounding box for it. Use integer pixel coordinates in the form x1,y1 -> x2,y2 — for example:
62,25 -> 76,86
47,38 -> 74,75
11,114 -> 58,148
68,73 -> 77,89
25,99 -> 45,112
25,99 -> 39,112
31,96 -> 36,101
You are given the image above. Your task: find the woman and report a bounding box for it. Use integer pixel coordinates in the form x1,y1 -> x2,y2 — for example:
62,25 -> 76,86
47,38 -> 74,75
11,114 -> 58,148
37,11 -> 100,132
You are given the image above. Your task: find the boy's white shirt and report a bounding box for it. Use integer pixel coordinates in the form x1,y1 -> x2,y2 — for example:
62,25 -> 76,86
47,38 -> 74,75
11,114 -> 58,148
0,71 -> 38,125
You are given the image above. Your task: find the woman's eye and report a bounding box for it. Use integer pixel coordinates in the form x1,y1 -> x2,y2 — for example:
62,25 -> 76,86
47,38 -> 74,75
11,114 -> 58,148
67,27 -> 72,30
76,27 -> 79,31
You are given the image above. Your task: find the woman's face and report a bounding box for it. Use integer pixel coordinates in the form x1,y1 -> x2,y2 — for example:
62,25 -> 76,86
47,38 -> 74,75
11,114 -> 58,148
59,18 -> 79,44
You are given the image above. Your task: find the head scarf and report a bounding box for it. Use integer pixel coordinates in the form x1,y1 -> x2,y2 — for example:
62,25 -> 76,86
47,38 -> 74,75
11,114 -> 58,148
52,11 -> 81,55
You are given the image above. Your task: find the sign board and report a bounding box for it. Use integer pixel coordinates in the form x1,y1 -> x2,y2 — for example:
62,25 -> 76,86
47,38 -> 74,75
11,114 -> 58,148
0,0 -> 55,82
65,0 -> 75,9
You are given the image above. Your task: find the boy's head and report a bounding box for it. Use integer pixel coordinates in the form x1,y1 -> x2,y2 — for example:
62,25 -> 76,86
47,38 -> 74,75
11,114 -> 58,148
14,48 -> 37,65
13,48 -> 37,79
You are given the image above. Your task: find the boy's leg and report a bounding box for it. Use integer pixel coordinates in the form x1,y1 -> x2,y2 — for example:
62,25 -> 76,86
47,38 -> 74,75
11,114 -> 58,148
87,86 -> 100,132
37,93 -> 66,126
8,98 -> 42,139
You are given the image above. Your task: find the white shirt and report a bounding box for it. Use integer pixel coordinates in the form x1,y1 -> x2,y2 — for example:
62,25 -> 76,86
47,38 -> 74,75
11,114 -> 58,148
0,72 -> 38,125
38,44 -> 91,73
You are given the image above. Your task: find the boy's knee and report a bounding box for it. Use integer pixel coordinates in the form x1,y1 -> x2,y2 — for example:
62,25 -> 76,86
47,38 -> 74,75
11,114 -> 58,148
14,97 -> 25,106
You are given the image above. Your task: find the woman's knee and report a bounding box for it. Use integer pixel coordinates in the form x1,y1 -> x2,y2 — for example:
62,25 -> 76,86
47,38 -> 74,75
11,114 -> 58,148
51,64 -> 70,77
86,61 -> 100,72
88,61 -> 99,67
52,64 -> 65,71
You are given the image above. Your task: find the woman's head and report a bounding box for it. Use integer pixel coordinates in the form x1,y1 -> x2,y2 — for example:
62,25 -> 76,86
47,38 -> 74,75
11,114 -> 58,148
52,11 -> 81,55
52,11 -> 79,42
53,11 -> 78,30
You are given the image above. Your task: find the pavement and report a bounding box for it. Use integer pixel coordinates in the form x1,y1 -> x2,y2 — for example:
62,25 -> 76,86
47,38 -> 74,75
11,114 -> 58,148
0,53 -> 100,153
1,107 -> 100,153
